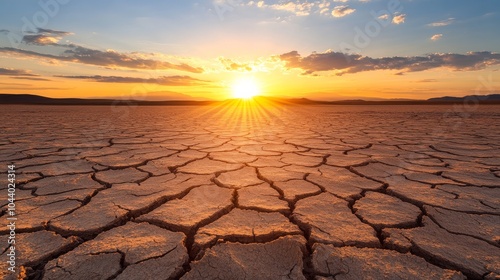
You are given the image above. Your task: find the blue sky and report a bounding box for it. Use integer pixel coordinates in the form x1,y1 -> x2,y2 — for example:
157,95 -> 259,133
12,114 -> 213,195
0,0 -> 499,100
2,0 -> 498,55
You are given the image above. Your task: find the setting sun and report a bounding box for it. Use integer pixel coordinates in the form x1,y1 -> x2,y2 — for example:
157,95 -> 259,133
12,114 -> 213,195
231,77 -> 260,99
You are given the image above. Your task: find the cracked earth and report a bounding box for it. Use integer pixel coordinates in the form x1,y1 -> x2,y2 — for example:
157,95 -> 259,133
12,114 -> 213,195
1,102 -> 499,280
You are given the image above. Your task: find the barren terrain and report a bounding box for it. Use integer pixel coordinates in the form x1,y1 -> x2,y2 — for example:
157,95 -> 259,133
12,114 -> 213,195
1,102 -> 499,279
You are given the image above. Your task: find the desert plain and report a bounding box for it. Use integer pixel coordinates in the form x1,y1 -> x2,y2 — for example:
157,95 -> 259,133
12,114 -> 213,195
0,102 -> 499,280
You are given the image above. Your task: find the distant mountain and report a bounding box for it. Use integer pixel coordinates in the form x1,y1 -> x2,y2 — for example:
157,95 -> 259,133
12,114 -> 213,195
86,91 -> 211,101
427,94 -> 500,102
275,93 -> 392,101
0,94 -> 214,106
270,94 -> 500,105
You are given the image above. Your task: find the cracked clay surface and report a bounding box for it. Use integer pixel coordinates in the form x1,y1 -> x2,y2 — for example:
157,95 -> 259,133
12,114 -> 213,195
0,103 -> 499,279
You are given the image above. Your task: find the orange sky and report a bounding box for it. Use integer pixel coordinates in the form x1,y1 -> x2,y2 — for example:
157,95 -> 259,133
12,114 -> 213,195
1,1 -> 499,101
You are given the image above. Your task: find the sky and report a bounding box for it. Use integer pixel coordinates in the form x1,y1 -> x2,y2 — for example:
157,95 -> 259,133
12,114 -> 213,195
0,0 -> 499,100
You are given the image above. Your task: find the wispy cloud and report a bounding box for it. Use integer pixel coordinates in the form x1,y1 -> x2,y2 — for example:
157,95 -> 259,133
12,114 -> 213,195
279,50 -> 500,75
332,5 -> 356,18
0,68 -> 49,80
11,76 -> 51,81
0,27 -> 203,73
431,34 -> 443,41
219,58 -> 252,71
416,79 -> 437,83
428,18 -> 455,27
392,13 -> 406,24
248,1 -> 314,16
22,28 -> 73,46
0,85 -> 69,90
0,46 -> 204,73
0,68 -> 37,76
247,1 -> 363,17
378,14 -> 389,20
36,28 -> 72,36
56,75 -> 210,86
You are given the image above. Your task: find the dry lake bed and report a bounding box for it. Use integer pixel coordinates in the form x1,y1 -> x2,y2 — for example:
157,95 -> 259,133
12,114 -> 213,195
0,103 -> 499,280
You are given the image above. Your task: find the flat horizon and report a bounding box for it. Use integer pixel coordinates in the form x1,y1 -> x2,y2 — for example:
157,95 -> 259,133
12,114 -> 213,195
2,92 -> 500,104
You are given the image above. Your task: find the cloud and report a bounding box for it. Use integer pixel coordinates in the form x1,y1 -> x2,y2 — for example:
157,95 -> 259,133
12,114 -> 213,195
0,68 -> 37,76
280,51 -> 352,74
0,81 -> 69,90
22,28 -> 73,46
318,0 -> 331,8
36,28 -> 72,36
279,50 -> 500,75
11,76 -> 51,81
56,75 -> 209,86
332,5 -> 356,18
320,8 -> 330,15
248,1 -> 364,17
431,34 -> 443,41
392,13 -> 406,24
1,28 -> 203,73
317,1 -> 331,16
22,34 -> 61,45
62,46 -> 204,72
248,1 -> 314,16
0,47 -> 204,73
378,14 -> 389,20
416,79 -> 437,83
428,18 -> 455,27
219,57 -> 252,71
1,28 -> 72,45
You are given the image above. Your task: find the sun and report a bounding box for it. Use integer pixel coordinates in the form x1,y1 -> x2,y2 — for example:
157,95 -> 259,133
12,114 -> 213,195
231,77 -> 260,99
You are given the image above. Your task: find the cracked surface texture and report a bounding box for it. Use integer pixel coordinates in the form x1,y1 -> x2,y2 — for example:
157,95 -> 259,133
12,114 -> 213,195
0,104 -> 499,279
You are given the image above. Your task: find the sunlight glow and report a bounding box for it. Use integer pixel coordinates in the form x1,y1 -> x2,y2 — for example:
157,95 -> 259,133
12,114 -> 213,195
231,77 -> 260,99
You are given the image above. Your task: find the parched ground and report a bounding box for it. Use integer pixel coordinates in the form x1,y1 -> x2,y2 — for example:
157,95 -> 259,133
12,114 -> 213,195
0,102 -> 499,280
